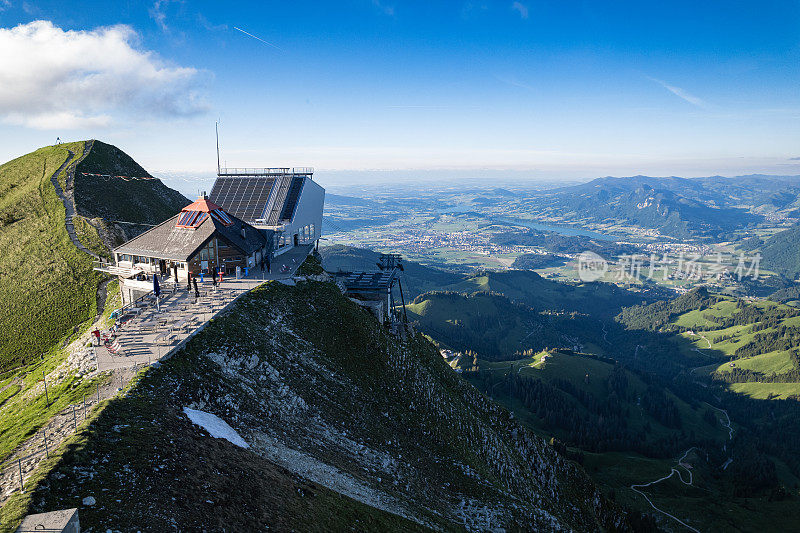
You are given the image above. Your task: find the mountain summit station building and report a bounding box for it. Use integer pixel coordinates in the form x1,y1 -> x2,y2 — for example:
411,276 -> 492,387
98,167 -> 324,305
105,197 -> 270,303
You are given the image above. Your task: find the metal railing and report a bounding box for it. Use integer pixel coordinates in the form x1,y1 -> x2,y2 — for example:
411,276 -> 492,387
217,167 -> 314,177
0,370 -> 144,499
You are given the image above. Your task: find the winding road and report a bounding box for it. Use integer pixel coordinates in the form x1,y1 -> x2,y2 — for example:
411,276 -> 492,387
630,403 -> 735,531
700,335 -> 712,349
630,447 -> 701,533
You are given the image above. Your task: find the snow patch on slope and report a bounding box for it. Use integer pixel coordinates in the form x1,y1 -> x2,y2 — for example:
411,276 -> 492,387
183,407 -> 249,449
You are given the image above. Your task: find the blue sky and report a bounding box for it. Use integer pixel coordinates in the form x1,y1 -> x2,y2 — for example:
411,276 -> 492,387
0,1 -> 798,183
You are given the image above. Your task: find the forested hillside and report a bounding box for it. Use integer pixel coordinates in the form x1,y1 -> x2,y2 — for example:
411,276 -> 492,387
441,269 -> 659,319
742,224 -> 800,281
618,287 -> 800,399
407,291 -> 600,360
411,282 -> 800,530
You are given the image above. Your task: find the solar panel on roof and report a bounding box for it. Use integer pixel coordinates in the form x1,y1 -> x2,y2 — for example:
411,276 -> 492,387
209,176 -> 276,223
209,179 -> 225,202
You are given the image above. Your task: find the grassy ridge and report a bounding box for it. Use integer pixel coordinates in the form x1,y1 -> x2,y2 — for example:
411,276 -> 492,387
0,143 -> 103,371
0,138 -> 185,472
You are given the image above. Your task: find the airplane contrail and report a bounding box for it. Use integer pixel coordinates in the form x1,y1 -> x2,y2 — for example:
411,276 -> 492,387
233,26 -> 283,51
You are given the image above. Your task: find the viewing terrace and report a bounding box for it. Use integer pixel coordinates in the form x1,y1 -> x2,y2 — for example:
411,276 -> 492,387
94,244 -> 313,372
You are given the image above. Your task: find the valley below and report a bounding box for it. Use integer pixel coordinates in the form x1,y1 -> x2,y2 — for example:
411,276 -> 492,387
2,140 -> 800,532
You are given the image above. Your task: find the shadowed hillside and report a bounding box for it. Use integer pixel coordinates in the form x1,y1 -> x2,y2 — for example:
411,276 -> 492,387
74,140 -> 189,231
407,291 -> 602,360
0,280 -> 629,532
441,269 -> 659,319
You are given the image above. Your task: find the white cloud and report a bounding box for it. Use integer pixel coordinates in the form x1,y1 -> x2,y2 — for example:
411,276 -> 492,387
495,75 -> 535,91
149,0 -> 179,33
371,0 -> 394,16
3,111 -> 112,129
197,13 -> 227,32
648,77 -> 705,107
511,1 -> 529,19
0,20 -> 208,130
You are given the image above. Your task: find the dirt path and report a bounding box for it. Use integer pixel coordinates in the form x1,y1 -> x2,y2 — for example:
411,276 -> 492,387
700,335 -> 712,349
50,146 -> 99,260
704,402 -> 734,441
53,141 -> 113,318
0,378 -> 20,396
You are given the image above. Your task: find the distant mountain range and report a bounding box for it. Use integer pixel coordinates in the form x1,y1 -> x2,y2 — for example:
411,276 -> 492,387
510,174 -> 800,240
531,176 -> 749,239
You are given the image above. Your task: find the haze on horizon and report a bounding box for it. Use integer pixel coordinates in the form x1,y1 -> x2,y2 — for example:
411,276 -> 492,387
0,1 -> 798,183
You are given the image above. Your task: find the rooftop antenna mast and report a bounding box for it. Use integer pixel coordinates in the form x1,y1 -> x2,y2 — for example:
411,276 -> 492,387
215,120 -> 221,176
